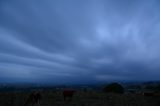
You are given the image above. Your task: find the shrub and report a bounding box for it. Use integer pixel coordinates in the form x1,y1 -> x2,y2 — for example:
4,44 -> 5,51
103,82 -> 124,94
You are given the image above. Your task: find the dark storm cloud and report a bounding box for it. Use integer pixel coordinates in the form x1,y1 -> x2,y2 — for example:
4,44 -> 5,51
0,0 -> 160,83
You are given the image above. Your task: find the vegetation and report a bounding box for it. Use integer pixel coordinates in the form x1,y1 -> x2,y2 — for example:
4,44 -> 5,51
1,82 -> 160,106
0,90 -> 160,106
145,85 -> 160,92
103,83 -> 124,94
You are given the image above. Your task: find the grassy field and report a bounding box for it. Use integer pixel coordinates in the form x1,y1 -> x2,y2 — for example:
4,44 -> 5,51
0,90 -> 160,106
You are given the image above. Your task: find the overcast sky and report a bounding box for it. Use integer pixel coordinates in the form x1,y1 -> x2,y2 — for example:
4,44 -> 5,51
0,0 -> 160,84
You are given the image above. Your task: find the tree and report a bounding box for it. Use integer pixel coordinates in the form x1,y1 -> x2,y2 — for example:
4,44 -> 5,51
103,82 -> 124,94
145,84 -> 160,92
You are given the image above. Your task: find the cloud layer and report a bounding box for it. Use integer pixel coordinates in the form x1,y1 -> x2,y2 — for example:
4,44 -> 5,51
0,0 -> 160,84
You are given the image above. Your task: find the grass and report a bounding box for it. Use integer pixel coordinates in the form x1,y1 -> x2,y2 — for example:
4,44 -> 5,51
0,90 -> 160,106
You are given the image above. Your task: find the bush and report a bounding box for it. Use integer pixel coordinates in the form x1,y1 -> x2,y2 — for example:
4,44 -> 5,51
145,85 -> 160,92
103,82 -> 124,94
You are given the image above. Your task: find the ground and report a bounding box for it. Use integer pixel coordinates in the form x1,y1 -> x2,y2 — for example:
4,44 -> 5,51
0,90 -> 160,106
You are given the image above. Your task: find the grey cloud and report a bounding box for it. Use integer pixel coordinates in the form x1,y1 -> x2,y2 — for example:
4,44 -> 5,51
0,0 -> 160,84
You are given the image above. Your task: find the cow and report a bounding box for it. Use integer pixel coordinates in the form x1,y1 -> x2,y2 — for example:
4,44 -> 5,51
25,91 -> 42,106
63,89 -> 76,101
143,92 -> 155,97
143,92 -> 160,97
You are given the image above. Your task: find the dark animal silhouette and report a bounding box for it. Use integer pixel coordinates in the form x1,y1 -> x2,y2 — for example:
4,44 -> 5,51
25,91 -> 42,106
143,92 -> 155,97
142,92 -> 160,97
63,89 -> 76,101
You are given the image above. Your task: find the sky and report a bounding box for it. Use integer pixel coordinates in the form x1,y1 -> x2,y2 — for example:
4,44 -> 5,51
0,0 -> 160,84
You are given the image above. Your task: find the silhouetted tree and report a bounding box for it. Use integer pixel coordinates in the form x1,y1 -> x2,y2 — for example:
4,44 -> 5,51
145,84 -> 160,92
103,82 -> 124,94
